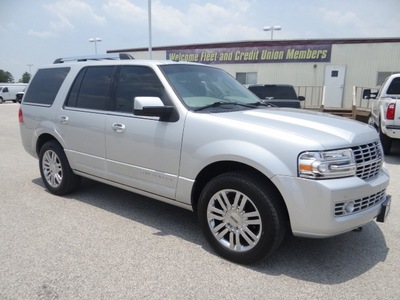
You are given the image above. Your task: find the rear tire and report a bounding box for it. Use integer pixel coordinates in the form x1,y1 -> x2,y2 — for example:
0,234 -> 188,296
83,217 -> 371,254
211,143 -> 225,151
39,141 -> 81,195
197,171 -> 287,264
379,124 -> 392,155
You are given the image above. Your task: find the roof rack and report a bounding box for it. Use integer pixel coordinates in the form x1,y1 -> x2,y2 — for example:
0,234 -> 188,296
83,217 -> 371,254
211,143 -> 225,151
53,53 -> 134,64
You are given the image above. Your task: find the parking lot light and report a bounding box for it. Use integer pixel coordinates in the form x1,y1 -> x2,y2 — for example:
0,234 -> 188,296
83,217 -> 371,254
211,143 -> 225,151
89,37 -> 102,54
263,26 -> 281,40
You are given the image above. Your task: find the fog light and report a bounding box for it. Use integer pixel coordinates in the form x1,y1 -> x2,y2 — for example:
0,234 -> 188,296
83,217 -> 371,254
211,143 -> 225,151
345,201 -> 355,213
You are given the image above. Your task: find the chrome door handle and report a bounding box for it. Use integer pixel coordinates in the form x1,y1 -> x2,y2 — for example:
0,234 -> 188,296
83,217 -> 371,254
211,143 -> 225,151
59,115 -> 69,124
112,123 -> 126,133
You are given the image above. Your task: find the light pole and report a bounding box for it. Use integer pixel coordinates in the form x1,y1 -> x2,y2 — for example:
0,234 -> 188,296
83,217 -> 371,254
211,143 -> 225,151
148,0 -> 152,59
27,64 -> 33,75
89,37 -> 102,54
263,26 -> 281,40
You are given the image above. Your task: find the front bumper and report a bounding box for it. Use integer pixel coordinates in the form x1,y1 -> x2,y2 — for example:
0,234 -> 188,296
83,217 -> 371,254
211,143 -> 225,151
272,167 -> 390,238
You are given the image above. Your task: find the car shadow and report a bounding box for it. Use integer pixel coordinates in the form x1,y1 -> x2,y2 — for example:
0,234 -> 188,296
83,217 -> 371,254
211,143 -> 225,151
252,223 -> 388,283
32,177 -> 389,284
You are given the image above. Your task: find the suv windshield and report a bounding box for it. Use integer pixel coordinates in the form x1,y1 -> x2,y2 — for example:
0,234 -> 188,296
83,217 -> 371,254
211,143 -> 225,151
160,64 -> 259,110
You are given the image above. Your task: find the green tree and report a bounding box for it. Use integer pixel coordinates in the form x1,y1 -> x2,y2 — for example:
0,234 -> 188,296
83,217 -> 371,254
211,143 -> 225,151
0,69 -> 14,83
20,72 -> 31,83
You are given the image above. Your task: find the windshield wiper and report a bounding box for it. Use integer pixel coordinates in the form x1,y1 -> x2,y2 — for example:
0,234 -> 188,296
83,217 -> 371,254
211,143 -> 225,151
249,100 -> 279,108
194,101 -> 257,111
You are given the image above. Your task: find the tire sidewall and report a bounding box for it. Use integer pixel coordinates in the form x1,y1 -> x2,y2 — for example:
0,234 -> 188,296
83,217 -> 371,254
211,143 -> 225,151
198,172 -> 284,264
39,141 -> 76,195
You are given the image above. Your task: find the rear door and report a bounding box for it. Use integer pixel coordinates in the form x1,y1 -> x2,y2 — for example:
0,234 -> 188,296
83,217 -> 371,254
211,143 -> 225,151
59,66 -> 116,178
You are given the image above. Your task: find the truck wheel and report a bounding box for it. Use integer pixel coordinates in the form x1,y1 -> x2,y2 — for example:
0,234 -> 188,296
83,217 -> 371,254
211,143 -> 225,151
39,141 -> 81,195
379,125 -> 392,155
197,172 -> 287,264
0,98 -> 3,104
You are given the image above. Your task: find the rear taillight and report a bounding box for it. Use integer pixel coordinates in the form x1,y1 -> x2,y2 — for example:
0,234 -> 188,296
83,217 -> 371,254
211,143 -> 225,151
386,103 -> 396,120
18,108 -> 24,124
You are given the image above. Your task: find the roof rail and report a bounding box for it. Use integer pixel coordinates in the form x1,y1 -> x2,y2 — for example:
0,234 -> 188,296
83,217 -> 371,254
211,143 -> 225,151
53,53 -> 134,64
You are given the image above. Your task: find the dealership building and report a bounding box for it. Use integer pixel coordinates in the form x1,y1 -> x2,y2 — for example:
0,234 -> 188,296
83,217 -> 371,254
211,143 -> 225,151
108,37 -> 400,109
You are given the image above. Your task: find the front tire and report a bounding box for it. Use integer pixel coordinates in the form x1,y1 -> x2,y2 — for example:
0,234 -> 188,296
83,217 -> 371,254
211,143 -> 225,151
39,141 -> 81,195
198,172 -> 287,264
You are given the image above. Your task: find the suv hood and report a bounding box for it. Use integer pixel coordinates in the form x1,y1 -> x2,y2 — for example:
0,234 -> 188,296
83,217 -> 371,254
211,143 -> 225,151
217,108 -> 377,149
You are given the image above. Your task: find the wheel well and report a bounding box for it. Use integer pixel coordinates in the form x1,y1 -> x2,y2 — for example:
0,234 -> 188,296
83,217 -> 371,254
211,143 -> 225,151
191,161 -> 288,216
36,134 -> 60,156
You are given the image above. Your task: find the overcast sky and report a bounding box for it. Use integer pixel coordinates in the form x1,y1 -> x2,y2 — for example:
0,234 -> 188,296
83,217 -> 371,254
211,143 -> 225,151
1,0 -> 400,81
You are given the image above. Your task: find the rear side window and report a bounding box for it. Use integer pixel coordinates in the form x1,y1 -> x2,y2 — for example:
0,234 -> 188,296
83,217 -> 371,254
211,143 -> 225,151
66,66 -> 115,110
23,68 -> 70,105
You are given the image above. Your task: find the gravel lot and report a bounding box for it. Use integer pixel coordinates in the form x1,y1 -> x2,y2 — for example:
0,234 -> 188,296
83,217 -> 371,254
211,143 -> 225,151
1,103 -> 399,299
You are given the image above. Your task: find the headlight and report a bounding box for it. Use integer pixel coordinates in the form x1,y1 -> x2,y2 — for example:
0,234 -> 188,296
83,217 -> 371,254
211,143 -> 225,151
298,149 -> 356,179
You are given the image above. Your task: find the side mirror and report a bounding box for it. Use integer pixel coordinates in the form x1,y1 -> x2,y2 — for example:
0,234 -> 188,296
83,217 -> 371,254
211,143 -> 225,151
297,96 -> 305,101
362,89 -> 378,99
362,89 -> 371,99
133,97 -> 176,122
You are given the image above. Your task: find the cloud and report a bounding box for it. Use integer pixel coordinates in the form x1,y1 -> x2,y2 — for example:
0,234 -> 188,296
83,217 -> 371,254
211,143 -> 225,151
103,0 -> 190,36
317,3 -> 400,38
102,0 -> 259,42
46,0 -> 106,24
319,8 -> 361,27
103,0 -> 146,22
28,29 -> 57,39
28,0 -> 106,39
184,0 -> 259,42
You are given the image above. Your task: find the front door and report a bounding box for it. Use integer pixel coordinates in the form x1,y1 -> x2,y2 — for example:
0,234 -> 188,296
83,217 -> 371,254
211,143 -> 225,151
324,65 -> 346,108
105,65 -> 184,200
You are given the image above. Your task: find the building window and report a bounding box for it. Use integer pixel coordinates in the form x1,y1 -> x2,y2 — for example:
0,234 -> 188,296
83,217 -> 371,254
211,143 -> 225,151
236,72 -> 257,85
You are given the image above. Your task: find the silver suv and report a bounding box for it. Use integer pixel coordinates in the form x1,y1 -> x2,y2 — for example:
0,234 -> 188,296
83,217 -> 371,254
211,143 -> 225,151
19,56 -> 391,264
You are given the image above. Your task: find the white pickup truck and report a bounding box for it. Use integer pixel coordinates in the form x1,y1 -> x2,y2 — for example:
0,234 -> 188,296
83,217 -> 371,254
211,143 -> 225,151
366,74 -> 400,154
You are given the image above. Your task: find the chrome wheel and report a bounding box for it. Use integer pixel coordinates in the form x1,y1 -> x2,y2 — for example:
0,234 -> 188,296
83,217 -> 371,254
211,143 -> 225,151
39,141 -> 80,195
199,172 -> 287,264
42,149 -> 63,188
207,189 -> 262,252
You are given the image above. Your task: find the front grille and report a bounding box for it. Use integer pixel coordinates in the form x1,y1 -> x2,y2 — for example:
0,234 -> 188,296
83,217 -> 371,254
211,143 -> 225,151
335,189 -> 386,217
351,141 -> 383,180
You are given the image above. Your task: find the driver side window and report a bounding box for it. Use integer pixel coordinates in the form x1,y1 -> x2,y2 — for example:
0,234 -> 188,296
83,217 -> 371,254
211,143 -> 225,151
115,66 -> 164,113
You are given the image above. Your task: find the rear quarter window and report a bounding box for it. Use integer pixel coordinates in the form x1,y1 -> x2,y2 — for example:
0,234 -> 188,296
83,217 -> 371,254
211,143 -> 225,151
23,67 -> 70,105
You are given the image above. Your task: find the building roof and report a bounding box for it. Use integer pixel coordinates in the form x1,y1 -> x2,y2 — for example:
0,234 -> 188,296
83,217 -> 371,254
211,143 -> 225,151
108,37 -> 400,53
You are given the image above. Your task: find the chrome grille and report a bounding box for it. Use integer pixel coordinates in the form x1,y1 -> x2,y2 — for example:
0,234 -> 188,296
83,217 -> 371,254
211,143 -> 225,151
335,189 -> 386,217
351,141 -> 383,180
